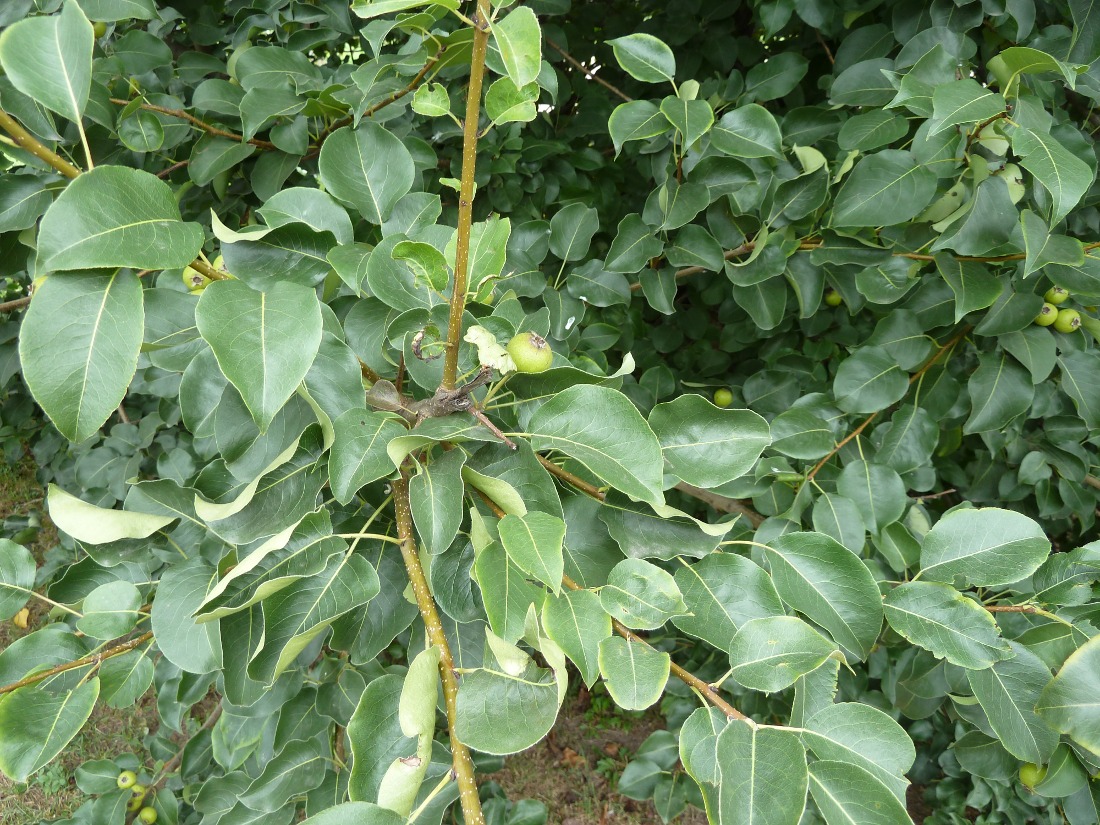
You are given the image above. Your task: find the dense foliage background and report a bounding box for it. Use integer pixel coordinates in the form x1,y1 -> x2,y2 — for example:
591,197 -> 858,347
2,0 -> 1100,823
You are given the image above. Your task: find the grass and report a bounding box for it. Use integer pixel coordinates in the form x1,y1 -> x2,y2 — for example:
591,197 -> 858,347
0,457 -> 160,825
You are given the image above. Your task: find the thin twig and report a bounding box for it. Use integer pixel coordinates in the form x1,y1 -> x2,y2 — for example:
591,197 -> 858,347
545,37 -> 633,103
672,483 -> 765,528
393,473 -> 485,825
0,108 -> 82,179
562,575 -> 746,721
308,47 -> 446,158
806,325 -> 972,482
814,30 -> 835,65
442,4 -> 492,390
985,604 -> 1044,614
536,455 -> 605,499
0,296 -> 30,313
0,631 -> 154,696
109,98 -> 276,150
156,159 -> 189,179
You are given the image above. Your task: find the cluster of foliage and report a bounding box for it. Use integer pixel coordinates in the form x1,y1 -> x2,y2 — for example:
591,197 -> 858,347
2,0 -> 1100,823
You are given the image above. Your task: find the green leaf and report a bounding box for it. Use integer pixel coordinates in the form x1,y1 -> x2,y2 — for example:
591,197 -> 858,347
600,558 -> 687,630
808,760 -> 911,825
19,272 -> 144,442
76,580 -> 142,640
549,203 -> 599,263
1012,126 -> 1094,225
1036,635 -> 1100,757
659,97 -> 713,149
410,449 -> 466,555
318,124 -> 415,224
492,6 -> 541,88
672,553 -> 784,652
37,167 -> 203,271
151,559 -> 223,674
0,678 -> 99,783
604,213 -> 663,273
729,616 -> 838,693
715,723 -> 808,825
499,511 -> 566,594
542,589 -> 611,687
608,33 -> 675,84
711,104 -> 783,159
475,543 -> 542,643
239,739 -> 328,812
352,0 -> 458,18
802,703 -> 914,802
47,484 -> 174,544
0,174 -> 53,232
831,150 -> 938,228
597,636 -> 670,710
196,280 -> 323,434
0,540 -> 34,621
765,532 -> 884,660
1059,350 -> 1100,430
248,551 -> 378,684
928,79 -> 1006,136
883,581 -> 1012,669
833,346 -> 909,414
528,384 -> 664,505
0,0 -> 92,123
968,641 -> 1059,764
919,507 -> 1051,587
648,395 -> 770,488
301,803 -> 405,825
835,460 -> 907,533
935,253 -> 1003,322
76,0 -> 158,21
744,52 -> 809,103
964,352 -> 1034,434
485,77 -> 538,124
456,642 -> 560,753
608,100 -> 672,155
348,673 -> 413,803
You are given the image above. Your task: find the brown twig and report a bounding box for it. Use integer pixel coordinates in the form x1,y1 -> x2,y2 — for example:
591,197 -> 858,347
442,5 -> 492,390
984,604 -> 1044,614
545,36 -> 633,103
0,296 -> 31,313
536,455 -> 605,499
0,108 -> 82,178
672,483 -> 765,528
0,631 -> 154,696
562,575 -> 746,720
156,159 -> 190,179
393,473 -> 485,825
109,98 -> 277,150
308,47 -> 445,159
1084,475 -> 1100,491
805,325 -> 972,482
814,30 -> 835,66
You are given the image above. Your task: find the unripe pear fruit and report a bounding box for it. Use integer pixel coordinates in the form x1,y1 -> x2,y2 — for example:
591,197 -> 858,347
1054,308 -> 1081,333
1019,763 -> 1047,789
182,266 -> 210,293
713,388 -> 733,407
824,289 -> 842,307
1045,286 -> 1070,305
138,807 -> 158,825
1034,303 -> 1058,326
116,770 -> 137,790
506,332 -> 553,373
92,21 -> 108,38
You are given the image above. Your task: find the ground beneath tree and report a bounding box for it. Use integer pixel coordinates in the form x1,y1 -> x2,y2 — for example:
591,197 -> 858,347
486,686 -> 707,824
